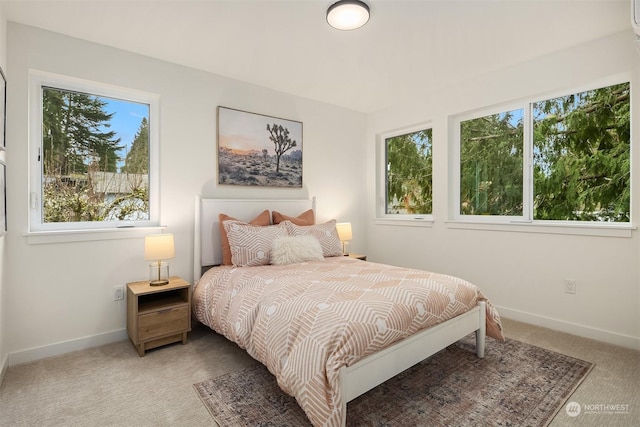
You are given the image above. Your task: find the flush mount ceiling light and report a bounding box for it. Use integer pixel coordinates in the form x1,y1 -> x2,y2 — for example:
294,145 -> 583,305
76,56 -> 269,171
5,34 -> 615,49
326,0 -> 370,30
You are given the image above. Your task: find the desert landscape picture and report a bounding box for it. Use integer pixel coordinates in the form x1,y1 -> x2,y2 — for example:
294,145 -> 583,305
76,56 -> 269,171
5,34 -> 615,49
217,107 -> 302,187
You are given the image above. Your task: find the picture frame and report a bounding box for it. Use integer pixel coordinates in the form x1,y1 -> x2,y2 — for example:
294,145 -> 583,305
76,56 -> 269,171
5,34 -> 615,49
217,106 -> 303,187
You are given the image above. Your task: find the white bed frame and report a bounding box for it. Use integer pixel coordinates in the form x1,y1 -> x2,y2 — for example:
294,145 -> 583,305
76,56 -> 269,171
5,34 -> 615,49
194,195 -> 486,426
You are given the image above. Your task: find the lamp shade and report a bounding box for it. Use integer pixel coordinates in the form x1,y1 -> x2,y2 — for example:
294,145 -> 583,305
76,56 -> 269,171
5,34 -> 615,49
144,234 -> 175,261
327,0 -> 370,30
336,223 -> 353,241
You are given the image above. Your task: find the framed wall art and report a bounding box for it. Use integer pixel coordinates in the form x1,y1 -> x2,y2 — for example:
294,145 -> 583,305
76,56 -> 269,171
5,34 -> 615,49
217,106 -> 302,187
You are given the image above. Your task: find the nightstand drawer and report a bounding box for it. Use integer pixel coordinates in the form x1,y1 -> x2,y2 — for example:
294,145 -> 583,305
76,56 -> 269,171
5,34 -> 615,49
138,305 -> 189,341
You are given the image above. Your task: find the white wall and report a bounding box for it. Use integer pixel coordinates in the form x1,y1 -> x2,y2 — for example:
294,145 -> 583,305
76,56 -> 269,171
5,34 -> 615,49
4,23 -> 366,364
366,31 -> 640,349
4,22 -> 637,368
0,3 -> 6,381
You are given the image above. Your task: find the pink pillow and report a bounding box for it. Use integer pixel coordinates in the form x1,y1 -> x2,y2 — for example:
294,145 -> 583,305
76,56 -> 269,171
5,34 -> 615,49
219,210 -> 270,265
272,209 -> 315,226
223,221 -> 288,267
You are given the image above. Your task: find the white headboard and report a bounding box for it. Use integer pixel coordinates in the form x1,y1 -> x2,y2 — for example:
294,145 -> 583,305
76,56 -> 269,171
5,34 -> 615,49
194,195 -> 316,280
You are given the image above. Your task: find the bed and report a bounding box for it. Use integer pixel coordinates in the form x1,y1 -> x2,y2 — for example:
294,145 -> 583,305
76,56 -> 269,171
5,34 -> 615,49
192,196 -> 504,426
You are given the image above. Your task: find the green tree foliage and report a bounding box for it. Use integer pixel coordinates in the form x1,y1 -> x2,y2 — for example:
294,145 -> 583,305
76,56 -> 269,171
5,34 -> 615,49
42,87 -> 123,175
266,123 -> 297,173
386,129 -> 433,214
455,82 -> 630,221
121,117 -> 149,173
460,111 -> 524,216
533,83 -> 630,221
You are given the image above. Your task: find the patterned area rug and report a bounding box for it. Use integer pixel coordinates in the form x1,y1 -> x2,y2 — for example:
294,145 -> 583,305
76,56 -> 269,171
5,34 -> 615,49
194,336 -> 593,427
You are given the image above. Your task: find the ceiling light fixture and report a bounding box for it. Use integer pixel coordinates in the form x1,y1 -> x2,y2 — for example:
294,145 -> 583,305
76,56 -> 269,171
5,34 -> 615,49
327,0 -> 370,31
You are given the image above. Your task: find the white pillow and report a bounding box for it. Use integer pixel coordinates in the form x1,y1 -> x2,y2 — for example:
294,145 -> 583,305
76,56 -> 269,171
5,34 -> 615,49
282,220 -> 343,257
224,220 -> 288,267
271,235 -> 324,265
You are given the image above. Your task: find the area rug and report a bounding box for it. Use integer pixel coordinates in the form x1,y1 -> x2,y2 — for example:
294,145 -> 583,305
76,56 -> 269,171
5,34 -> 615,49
193,335 -> 593,427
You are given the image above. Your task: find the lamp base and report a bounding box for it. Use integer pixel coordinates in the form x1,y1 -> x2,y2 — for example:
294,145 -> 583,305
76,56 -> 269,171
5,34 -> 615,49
341,241 -> 350,256
148,261 -> 170,286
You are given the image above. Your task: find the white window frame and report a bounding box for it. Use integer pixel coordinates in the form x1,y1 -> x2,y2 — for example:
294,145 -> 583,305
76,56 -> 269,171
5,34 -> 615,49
449,75 -> 633,237
28,70 -> 161,236
376,122 -> 434,227
451,102 -> 529,224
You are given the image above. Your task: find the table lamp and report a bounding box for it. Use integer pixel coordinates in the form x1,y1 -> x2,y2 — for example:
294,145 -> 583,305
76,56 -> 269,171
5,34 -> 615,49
144,233 -> 175,286
336,222 -> 352,256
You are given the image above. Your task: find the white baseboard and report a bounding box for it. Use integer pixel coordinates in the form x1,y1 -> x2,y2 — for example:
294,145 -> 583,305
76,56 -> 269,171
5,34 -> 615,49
497,306 -> 640,350
7,329 -> 128,367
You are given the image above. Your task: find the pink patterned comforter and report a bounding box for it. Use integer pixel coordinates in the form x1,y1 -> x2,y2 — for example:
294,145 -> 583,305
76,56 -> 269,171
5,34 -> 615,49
193,256 -> 503,426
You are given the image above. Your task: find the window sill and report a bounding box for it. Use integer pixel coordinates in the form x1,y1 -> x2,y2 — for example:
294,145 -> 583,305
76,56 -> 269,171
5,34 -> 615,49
374,217 -> 434,228
25,226 -> 167,245
446,220 -> 634,238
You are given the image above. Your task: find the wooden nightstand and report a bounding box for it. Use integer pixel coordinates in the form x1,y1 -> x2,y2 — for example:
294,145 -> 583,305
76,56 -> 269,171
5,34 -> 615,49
348,253 -> 367,261
126,276 -> 191,356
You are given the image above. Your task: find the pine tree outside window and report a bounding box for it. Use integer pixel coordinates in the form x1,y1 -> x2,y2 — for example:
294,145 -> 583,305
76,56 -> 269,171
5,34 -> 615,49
29,72 -> 159,232
532,83 -> 630,222
460,109 -> 524,217
453,80 -> 630,225
384,127 -> 433,216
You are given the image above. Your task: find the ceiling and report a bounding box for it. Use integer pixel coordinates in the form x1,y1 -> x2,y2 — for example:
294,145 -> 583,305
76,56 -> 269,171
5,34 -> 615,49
1,0 -> 632,114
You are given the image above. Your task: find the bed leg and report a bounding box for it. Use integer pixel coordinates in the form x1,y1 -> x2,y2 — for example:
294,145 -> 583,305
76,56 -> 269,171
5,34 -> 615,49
339,368 -> 347,427
476,300 -> 486,359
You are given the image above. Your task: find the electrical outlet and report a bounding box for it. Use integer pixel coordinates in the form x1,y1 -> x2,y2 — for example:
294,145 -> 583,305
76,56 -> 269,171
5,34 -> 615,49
113,285 -> 125,301
564,279 -> 577,294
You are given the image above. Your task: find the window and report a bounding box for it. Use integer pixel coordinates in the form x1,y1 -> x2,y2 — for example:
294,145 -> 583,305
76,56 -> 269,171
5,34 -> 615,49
532,83 -> 630,222
455,80 -> 630,224
384,127 -> 433,216
460,109 -> 524,217
30,72 -> 159,232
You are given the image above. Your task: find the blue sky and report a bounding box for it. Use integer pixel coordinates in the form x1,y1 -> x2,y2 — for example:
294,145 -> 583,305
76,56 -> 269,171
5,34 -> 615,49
499,108 -> 524,127
218,107 -> 302,155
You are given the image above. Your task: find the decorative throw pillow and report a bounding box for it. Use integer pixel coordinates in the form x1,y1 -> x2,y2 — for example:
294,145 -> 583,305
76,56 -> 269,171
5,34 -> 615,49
272,209 -> 315,226
283,220 -> 342,257
270,235 -> 324,265
219,210 -> 270,265
224,221 -> 288,267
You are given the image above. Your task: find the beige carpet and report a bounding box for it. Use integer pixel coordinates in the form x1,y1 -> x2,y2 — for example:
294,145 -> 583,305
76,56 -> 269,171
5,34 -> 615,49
0,318 -> 638,426
194,335 -> 593,426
